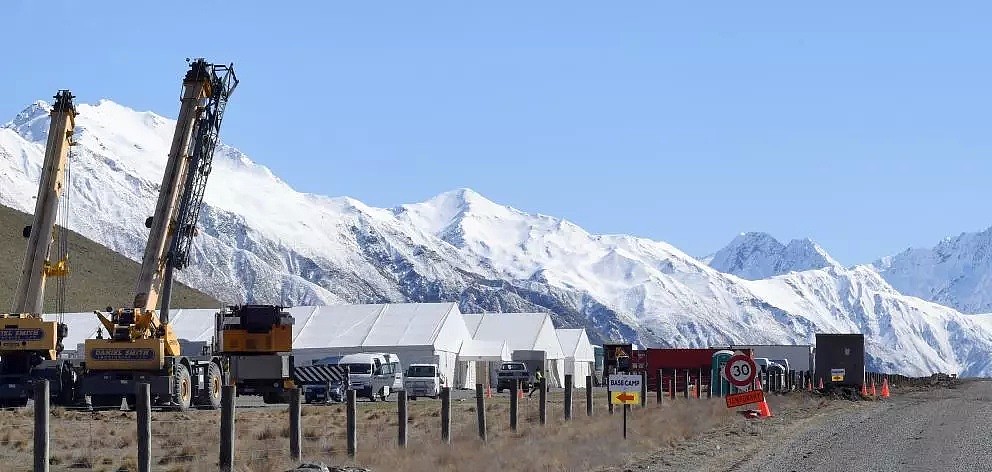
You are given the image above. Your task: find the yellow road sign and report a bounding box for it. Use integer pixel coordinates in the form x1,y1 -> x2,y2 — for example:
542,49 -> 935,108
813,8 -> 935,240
611,391 -> 640,405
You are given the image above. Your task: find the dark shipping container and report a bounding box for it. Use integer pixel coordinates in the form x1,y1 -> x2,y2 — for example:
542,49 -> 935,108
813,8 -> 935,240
814,333 -> 865,389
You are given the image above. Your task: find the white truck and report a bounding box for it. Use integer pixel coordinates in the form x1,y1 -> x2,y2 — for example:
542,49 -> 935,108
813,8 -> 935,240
403,363 -> 445,400
336,352 -> 403,401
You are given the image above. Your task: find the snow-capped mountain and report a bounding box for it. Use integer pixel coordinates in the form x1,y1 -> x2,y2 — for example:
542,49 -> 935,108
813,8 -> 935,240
708,232 -> 840,280
873,227 -> 992,314
4,98 -> 992,376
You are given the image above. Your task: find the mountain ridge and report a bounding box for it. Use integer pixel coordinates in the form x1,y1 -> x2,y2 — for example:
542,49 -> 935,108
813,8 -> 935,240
3,97 -> 991,376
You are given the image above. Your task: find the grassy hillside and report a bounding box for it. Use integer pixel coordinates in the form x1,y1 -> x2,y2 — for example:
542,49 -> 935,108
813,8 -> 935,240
0,204 -> 219,313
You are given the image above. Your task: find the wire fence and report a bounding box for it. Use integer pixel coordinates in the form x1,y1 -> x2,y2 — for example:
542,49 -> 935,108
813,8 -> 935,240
0,370 -> 951,471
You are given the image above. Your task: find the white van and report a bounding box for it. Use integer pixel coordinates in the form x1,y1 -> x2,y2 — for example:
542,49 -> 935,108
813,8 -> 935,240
335,353 -> 403,401
404,363 -> 445,399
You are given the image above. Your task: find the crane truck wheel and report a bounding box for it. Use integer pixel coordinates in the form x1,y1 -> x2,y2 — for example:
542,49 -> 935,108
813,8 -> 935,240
173,363 -> 192,411
198,362 -> 223,409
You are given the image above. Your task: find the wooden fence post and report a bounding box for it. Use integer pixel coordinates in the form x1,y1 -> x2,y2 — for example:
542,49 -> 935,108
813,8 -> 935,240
607,372 -> 614,415
656,369 -> 663,405
684,369 -> 689,399
290,387 -> 301,462
34,380 -> 49,472
585,375 -> 593,416
510,381 -> 519,431
441,387 -> 452,443
640,371 -> 647,407
137,382 -> 151,472
540,379 -> 548,425
475,384 -> 487,442
347,389 -> 357,457
564,374 -> 573,421
220,385 -> 235,472
398,390 -> 408,448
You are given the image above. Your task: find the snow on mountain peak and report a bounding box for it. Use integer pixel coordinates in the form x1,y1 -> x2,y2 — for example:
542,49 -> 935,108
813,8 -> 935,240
3,100 -> 53,142
873,225 -> 992,313
708,231 -> 840,280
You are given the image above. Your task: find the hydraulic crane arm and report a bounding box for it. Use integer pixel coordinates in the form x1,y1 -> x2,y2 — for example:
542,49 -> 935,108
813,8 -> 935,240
93,59 -> 237,353
133,60 -> 215,319
12,90 -> 76,315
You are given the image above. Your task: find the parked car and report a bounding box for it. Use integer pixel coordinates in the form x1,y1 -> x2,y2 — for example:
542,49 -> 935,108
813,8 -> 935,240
303,380 -> 346,404
495,361 -> 532,393
404,364 -> 445,399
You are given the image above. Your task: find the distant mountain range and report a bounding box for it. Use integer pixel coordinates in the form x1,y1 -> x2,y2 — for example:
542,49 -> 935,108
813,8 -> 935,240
4,98 -> 992,376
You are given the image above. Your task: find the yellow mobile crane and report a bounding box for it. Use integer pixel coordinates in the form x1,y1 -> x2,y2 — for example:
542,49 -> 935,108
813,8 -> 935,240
79,59 -> 238,411
0,90 -> 80,407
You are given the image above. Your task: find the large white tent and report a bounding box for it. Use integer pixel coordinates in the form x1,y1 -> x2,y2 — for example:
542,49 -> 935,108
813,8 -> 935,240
555,328 -> 595,388
289,303 -> 475,388
464,312 -> 566,388
51,302 -> 478,389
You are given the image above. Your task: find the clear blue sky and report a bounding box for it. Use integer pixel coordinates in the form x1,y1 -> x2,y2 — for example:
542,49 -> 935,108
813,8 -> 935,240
3,1 -> 991,265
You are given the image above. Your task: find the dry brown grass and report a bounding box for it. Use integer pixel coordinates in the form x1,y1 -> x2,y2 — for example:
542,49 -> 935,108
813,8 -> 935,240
0,391 -> 810,472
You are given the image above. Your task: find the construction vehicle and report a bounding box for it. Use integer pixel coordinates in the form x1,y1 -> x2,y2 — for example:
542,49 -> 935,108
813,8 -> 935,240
79,58 -> 239,411
213,304 -> 296,404
0,90 -> 80,407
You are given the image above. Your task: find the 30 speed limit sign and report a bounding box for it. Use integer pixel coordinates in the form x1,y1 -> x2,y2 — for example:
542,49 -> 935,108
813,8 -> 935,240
724,353 -> 757,387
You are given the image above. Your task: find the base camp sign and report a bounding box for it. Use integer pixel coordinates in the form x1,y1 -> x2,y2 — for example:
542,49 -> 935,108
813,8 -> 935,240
608,374 -> 642,405
607,374 -> 642,439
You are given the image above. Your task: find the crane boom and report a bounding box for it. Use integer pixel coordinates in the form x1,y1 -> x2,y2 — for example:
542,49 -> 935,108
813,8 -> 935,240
12,90 -> 76,315
0,90 -> 81,408
84,59 -> 240,412
133,59 -> 214,316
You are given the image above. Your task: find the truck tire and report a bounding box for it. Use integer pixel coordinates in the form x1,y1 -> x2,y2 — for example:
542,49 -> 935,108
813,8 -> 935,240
198,362 -> 223,410
173,363 -> 192,412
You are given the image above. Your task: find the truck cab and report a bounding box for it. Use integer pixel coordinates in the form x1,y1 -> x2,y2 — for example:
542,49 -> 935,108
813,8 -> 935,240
404,363 -> 444,399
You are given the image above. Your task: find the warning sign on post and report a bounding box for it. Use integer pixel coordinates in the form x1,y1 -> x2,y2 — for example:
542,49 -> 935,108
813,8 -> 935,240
725,389 -> 764,408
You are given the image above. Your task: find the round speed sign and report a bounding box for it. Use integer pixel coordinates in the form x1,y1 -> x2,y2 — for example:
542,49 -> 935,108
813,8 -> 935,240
724,353 -> 757,387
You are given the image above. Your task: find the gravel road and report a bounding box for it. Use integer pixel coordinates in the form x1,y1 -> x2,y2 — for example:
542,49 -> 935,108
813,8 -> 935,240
627,380 -> 992,472
735,380 -> 992,472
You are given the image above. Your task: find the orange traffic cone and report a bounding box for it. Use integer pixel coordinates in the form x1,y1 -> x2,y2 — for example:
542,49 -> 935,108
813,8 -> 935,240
486,385 -> 492,398
871,381 -> 877,397
881,377 -> 890,398
755,378 -> 773,418
818,377 -> 824,389
807,379 -> 812,392
861,382 -> 868,396
518,382 -> 524,399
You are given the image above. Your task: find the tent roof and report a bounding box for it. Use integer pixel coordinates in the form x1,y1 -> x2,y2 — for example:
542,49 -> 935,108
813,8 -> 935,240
51,302 -> 469,354
463,313 -> 565,359
458,339 -> 511,361
555,328 -> 595,361
291,303 -> 465,352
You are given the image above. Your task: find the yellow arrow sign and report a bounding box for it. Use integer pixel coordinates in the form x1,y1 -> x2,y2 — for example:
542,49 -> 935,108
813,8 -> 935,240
611,391 -> 640,405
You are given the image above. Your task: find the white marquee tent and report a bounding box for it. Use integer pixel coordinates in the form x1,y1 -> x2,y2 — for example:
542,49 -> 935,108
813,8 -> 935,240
288,302 -> 475,388
50,302 -> 478,389
555,328 -> 595,388
464,312 -> 566,388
